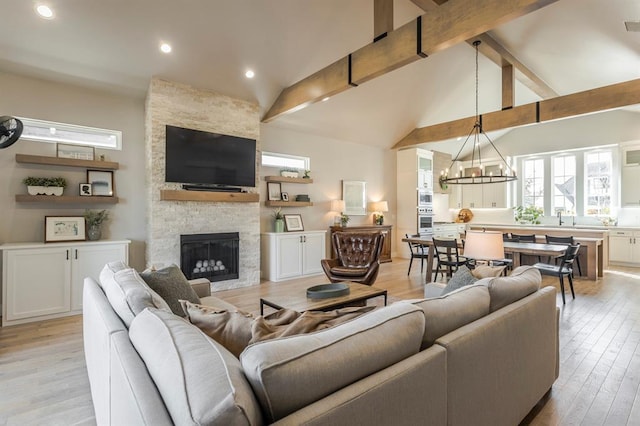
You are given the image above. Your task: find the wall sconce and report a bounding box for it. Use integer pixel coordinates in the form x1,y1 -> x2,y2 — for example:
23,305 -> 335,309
330,200 -> 346,226
368,201 -> 389,225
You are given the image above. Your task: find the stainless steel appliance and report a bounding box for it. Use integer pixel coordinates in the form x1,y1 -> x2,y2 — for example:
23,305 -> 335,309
418,189 -> 433,206
417,206 -> 434,235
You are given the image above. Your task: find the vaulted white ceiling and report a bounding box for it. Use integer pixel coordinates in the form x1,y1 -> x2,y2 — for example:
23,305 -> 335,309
1,0 -> 638,152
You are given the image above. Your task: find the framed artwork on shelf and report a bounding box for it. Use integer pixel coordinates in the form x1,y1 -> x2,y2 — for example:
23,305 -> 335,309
79,183 -> 92,196
267,182 -> 282,201
281,192 -> 289,202
87,170 -> 114,196
45,216 -> 86,243
284,214 -> 304,232
57,143 -> 95,160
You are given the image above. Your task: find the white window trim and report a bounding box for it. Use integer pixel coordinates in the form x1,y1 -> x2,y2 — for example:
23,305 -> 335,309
261,151 -> 310,170
18,117 -> 122,150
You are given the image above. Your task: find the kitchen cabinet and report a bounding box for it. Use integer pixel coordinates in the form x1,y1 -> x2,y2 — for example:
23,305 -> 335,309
433,223 -> 467,239
457,162 -> 507,208
609,230 -> 640,264
1,240 -> 130,326
621,150 -> 640,206
329,225 -> 392,262
261,231 -> 326,282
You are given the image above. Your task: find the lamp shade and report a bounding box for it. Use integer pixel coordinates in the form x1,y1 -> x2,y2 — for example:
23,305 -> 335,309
330,200 -> 345,212
463,231 -> 504,260
368,201 -> 389,212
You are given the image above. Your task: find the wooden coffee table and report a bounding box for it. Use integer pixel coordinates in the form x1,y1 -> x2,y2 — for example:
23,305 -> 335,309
260,282 -> 387,315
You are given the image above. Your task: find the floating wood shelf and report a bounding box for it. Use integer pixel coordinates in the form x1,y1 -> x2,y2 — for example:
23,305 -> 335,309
160,190 -> 259,203
264,176 -> 313,184
16,154 -> 119,170
15,195 -> 119,204
264,201 -> 313,207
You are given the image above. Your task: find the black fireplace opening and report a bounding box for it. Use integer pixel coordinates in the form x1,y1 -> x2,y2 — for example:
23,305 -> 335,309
180,232 -> 239,282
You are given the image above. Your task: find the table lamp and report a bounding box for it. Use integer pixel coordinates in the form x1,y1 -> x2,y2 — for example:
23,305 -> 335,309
330,200 -> 345,226
463,230 -> 505,265
368,201 -> 389,225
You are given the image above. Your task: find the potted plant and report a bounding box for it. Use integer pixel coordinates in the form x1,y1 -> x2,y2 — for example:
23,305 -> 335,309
272,208 -> 285,232
515,206 -> 543,224
44,177 -> 67,196
280,168 -> 299,178
23,177 -> 46,195
85,209 -> 109,241
303,170 -> 311,179
340,213 -> 350,227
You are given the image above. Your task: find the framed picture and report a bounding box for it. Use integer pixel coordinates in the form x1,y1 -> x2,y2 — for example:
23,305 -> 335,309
281,192 -> 289,202
45,216 -> 86,243
284,214 -> 304,232
342,180 -> 367,216
267,182 -> 282,201
57,143 -> 95,160
87,170 -> 114,196
79,183 -> 92,196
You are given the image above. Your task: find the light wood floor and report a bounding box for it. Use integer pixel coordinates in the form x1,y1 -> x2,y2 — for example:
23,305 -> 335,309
2,259 -> 640,425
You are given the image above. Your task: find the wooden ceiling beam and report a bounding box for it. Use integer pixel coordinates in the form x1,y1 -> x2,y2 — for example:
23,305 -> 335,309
502,64 -> 515,109
262,0 -> 559,123
374,0 -> 394,41
394,79 -> 640,149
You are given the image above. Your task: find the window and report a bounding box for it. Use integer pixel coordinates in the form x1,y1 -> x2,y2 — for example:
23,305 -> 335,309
552,155 -> 576,215
585,151 -> 612,216
18,117 -> 122,149
523,158 -> 544,209
261,152 -> 310,170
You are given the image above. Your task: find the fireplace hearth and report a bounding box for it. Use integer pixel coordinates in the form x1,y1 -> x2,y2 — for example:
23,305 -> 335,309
180,232 -> 239,282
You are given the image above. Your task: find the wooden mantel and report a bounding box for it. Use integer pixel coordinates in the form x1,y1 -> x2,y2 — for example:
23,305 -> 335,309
160,190 -> 259,203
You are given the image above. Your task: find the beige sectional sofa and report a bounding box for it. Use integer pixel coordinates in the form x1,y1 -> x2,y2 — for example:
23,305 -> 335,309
83,262 -> 558,425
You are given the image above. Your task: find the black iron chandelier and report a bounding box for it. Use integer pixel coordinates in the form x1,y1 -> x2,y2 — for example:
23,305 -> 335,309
439,40 -> 517,187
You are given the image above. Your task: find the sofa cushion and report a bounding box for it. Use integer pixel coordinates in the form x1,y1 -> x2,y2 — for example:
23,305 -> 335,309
129,308 -> 263,426
483,265 -> 542,312
101,268 -> 171,327
98,261 -> 128,289
410,283 -> 491,349
441,265 -> 478,295
240,303 -> 424,423
180,301 -> 254,358
471,264 -> 506,279
140,265 -> 200,317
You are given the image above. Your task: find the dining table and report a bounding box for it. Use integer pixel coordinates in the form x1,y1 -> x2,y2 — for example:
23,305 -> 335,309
402,235 -> 569,283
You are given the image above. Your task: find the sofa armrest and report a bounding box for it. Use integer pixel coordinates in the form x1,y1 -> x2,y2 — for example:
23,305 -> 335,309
424,282 -> 446,298
188,278 -> 211,298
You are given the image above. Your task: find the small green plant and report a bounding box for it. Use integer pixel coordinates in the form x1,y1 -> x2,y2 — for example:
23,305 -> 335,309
303,170 -> 311,178
46,177 -> 67,188
85,209 -> 109,227
515,206 -> 543,224
23,177 -> 67,187
340,213 -> 350,226
23,177 -> 45,186
272,207 -> 284,221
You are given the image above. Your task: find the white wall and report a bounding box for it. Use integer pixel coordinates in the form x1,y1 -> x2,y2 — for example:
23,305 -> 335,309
0,71 -> 147,269
260,124 -> 398,256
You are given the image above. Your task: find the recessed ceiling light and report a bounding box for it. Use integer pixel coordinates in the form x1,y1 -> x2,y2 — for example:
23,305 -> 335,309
245,70 -> 255,79
160,43 -> 172,54
35,4 -> 54,19
322,97 -> 330,102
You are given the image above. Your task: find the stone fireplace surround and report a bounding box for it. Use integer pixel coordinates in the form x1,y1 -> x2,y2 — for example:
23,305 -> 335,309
144,78 -> 261,291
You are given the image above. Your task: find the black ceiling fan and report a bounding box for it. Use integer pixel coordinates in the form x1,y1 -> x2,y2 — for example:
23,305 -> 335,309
0,116 -> 24,149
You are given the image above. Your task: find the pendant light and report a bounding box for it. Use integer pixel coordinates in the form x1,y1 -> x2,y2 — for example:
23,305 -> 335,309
439,41 -> 517,186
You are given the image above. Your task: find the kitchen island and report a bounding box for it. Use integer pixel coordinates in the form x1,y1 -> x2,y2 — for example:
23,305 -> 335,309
468,224 -> 608,280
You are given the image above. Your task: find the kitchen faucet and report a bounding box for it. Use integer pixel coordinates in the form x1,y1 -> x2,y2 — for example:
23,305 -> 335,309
557,211 -> 564,226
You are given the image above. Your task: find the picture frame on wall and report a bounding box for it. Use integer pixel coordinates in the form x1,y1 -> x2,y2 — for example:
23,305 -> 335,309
284,214 -> 304,232
267,182 -> 282,201
79,183 -> 92,196
57,143 -> 95,160
87,169 -> 114,196
281,192 -> 289,202
45,216 -> 86,243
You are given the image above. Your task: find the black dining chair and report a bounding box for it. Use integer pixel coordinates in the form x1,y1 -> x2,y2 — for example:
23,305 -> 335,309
545,235 -> 582,276
511,233 -> 541,263
432,238 -> 468,281
405,234 -> 429,276
533,244 -> 581,304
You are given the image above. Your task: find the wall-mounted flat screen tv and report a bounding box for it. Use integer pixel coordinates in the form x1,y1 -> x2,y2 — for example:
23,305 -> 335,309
165,125 -> 256,188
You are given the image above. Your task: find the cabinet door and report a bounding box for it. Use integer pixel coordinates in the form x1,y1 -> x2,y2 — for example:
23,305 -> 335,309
461,185 -> 483,209
4,247 -> 71,321
609,235 -> 633,263
302,233 -> 326,275
276,234 -> 303,280
482,182 -> 507,208
622,165 -> 640,206
71,243 -> 128,311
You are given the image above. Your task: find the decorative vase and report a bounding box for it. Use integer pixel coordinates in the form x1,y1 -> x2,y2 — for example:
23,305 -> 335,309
274,219 -> 285,233
87,225 -> 102,241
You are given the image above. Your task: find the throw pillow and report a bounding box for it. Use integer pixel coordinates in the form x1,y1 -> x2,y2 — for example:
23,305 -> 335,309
471,264 -> 506,279
440,265 -> 478,296
140,264 -> 200,316
180,301 -> 254,358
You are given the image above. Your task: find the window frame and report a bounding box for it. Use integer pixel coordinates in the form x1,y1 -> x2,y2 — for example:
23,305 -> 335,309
18,117 -> 122,150
261,151 -> 310,171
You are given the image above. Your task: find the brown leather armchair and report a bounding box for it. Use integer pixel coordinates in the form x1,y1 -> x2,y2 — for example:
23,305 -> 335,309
321,232 -> 385,286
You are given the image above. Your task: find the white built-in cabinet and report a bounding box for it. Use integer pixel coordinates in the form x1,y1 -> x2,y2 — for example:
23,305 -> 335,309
261,231 -> 326,282
622,145 -> 640,207
451,162 -> 508,208
1,240 -> 130,326
609,230 -> 640,265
